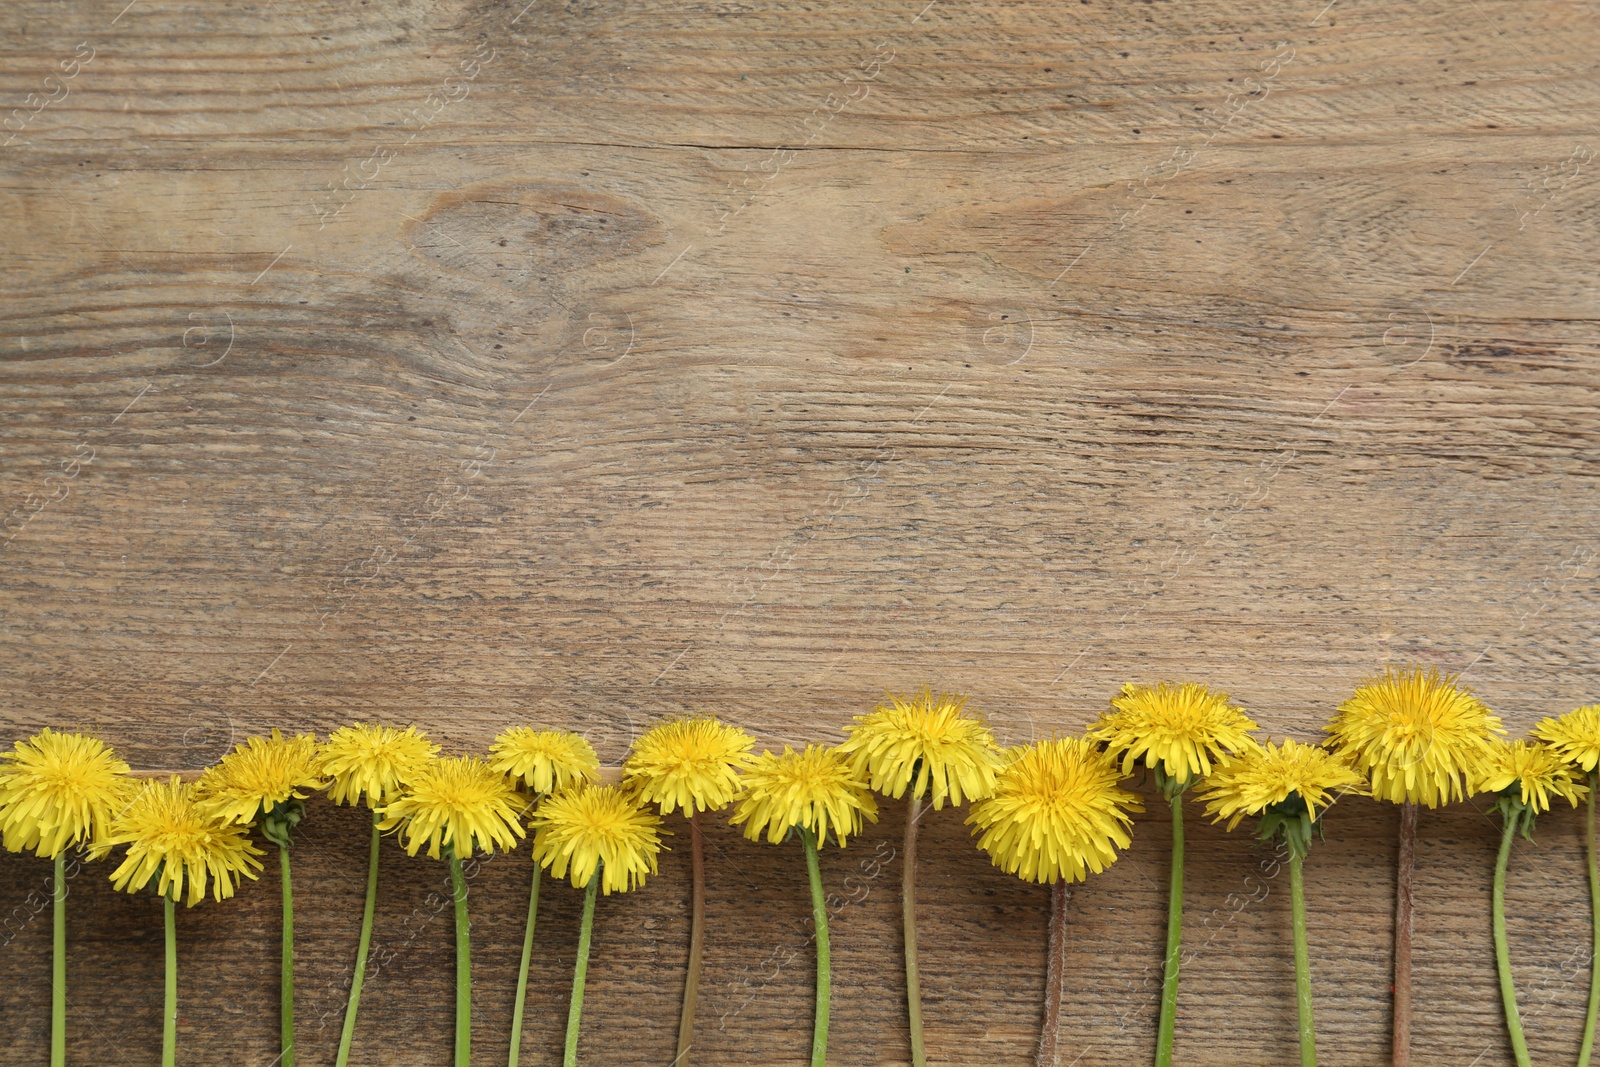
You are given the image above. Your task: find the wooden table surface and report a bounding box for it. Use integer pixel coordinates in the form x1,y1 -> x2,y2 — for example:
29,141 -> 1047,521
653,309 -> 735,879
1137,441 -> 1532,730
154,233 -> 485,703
2,0 -> 1597,1063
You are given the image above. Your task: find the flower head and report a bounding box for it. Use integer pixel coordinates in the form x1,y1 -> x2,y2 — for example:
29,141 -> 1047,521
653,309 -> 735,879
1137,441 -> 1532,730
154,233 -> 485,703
837,688 -> 1003,809
319,724 -> 439,809
0,729 -> 134,859
1324,665 -> 1503,807
196,728 -> 326,825
377,755 -> 527,860
489,727 -> 600,796
1088,682 -> 1260,785
106,777 -> 264,906
966,737 -> 1142,885
1476,740 -> 1588,814
1197,739 -> 1367,830
623,717 -> 755,816
730,745 -> 879,848
1533,704 -> 1600,773
531,784 -> 664,895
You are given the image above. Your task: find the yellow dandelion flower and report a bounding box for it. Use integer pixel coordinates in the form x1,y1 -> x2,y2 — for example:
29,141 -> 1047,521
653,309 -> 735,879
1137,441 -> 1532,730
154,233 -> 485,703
1479,739 -> 1581,1059
623,716 -> 755,816
196,728 -> 326,825
966,737 -> 1142,885
0,728 -> 134,859
377,755 -> 527,860
106,777 -> 264,906
1088,681 -> 1260,785
1324,665 -> 1503,807
489,727 -> 601,795
837,688 -> 1004,809
1533,704 -> 1600,773
731,745 -> 879,848
531,784 -> 664,895
1197,740 -> 1367,830
319,723 -> 440,808
1477,740 -> 1588,813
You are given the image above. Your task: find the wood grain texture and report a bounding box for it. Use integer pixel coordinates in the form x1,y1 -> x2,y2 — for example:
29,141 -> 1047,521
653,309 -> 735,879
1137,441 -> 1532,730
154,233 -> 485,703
2,0 -> 1598,1062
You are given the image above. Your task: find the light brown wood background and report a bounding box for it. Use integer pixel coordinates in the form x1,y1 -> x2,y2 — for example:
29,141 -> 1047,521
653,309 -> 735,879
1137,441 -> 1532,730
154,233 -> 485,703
2,0 -> 1597,1062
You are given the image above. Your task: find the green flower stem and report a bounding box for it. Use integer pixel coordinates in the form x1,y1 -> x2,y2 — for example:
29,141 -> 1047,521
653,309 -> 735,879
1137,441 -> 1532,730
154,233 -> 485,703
1288,852 -> 1316,1067
564,868 -> 600,1067
450,852 -> 471,1067
1154,789 -> 1184,1067
52,851 -> 66,1067
1581,772 -> 1600,1067
904,793 -> 927,1067
281,842 -> 295,1067
509,858 -> 542,1067
676,810 -> 706,1067
336,813 -> 382,1067
800,827 -> 831,1067
1493,813 -> 1532,1067
162,893 -> 177,1067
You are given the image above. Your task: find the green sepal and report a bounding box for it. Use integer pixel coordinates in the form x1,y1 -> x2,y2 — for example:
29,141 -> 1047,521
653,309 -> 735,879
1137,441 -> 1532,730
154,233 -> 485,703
1493,792 -> 1539,844
1256,791 -> 1320,862
785,822 -> 848,849
1152,764 -> 1193,801
260,797 -> 306,849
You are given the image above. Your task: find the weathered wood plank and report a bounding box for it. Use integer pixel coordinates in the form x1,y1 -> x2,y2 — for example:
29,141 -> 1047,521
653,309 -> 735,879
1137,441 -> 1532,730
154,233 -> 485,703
3,0 -> 1598,1062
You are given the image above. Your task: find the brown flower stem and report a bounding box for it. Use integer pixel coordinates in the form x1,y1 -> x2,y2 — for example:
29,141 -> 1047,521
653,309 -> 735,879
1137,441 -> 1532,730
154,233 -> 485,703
675,810 -> 706,1067
1392,801 -> 1417,1067
1036,880 -> 1071,1067
905,792 -> 928,1067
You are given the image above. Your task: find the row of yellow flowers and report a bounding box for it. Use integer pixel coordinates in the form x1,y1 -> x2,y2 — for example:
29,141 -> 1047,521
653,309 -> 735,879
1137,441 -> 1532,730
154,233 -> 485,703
3,666 -> 1600,1067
